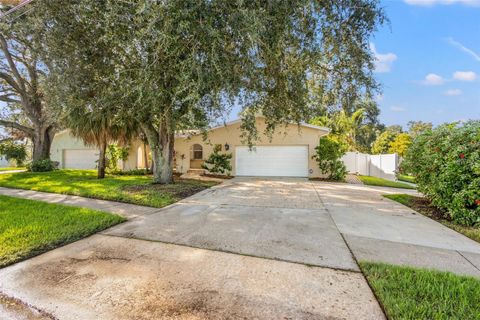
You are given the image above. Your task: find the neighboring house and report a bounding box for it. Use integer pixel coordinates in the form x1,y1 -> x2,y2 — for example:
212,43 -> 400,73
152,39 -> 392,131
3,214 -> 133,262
50,116 -> 330,178
0,155 -> 10,167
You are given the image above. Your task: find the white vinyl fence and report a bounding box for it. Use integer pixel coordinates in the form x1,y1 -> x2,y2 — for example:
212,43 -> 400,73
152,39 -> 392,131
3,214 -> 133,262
341,152 -> 399,180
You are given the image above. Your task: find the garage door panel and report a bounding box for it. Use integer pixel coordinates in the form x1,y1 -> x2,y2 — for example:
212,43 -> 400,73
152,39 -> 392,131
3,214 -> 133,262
235,146 -> 308,177
63,149 -> 99,169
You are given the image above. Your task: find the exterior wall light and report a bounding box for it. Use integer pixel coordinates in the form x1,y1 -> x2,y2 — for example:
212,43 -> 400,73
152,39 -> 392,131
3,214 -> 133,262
224,143 -> 230,151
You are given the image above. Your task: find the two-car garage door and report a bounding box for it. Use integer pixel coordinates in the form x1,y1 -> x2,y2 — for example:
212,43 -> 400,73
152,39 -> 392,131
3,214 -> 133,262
63,149 -> 98,169
235,146 -> 308,177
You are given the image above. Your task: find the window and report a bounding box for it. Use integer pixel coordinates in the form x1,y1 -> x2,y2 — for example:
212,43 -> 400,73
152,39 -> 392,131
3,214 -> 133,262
191,144 -> 203,160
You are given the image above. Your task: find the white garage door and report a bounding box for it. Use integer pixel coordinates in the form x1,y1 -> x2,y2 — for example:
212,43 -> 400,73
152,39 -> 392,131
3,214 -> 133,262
235,146 -> 308,177
63,149 -> 99,169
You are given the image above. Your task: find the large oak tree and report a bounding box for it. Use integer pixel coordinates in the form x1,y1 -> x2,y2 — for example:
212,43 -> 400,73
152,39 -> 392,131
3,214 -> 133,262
39,0 -> 385,183
0,5 -> 59,161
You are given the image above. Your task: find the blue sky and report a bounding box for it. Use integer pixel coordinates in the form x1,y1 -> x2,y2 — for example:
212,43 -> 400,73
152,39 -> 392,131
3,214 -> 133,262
373,0 -> 480,128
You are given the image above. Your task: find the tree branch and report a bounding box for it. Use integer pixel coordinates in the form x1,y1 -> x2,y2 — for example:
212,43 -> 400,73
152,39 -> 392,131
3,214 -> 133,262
0,119 -> 34,137
0,94 -> 20,103
0,34 -> 26,92
0,71 -> 22,93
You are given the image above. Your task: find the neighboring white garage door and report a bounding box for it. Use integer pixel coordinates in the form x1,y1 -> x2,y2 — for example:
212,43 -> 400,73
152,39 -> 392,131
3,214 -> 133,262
235,146 -> 308,177
63,149 -> 99,169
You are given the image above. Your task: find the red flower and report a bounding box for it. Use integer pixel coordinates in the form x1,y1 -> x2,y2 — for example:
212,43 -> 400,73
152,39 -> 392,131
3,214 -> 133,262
459,153 -> 465,159
476,199 -> 480,206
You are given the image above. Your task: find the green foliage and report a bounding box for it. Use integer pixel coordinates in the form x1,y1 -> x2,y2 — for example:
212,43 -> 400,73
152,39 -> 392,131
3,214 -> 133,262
310,109 -> 365,151
112,168 -> 150,176
407,120 -> 433,138
38,0 -> 385,183
397,174 -> 415,183
0,170 -> 217,208
106,144 -> 129,172
26,159 -> 57,172
202,144 -> 232,175
359,175 -> 415,189
361,262 -> 480,320
388,132 -> 412,157
0,194 -> 124,268
0,140 -> 27,166
402,121 -> 480,226
372,129 -> 398,154
313,137 -> 347,181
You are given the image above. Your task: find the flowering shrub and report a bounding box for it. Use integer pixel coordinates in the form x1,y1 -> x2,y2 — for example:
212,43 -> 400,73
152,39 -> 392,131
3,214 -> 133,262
401,121 -> 480,226
313,137 -> 347,181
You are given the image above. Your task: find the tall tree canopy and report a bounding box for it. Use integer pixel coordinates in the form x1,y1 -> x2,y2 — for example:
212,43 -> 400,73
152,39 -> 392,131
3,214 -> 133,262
0,4 -> 59,161
38,0 -> 385,183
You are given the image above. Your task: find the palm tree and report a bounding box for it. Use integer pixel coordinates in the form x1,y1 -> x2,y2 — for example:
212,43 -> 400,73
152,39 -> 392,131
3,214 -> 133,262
66,105 -> 137,179
311,109 -> 365,151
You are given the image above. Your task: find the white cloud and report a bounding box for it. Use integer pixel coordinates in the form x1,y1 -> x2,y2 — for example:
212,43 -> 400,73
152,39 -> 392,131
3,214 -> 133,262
390,106 -> 406,112
453,71 -> 477,81
443,89 -> 463,96
446,38 -> 480,62
422,73 -> 445,85
370,43 -> 397,73
405,0 -> 480,6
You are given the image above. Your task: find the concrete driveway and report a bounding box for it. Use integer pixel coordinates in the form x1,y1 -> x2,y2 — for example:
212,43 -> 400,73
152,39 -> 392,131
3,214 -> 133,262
2,177 -> 480,319
105,177 -> 358,271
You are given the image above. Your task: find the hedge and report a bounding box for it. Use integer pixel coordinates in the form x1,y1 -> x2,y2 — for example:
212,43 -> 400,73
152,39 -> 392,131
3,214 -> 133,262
401,121 -> 480,226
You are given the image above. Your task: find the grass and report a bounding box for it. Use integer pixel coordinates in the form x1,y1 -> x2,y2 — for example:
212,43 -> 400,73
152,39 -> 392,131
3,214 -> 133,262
360,261 -> 480,320
0,169 -> 218,208
397,174 -> 415,184
383,194 -> 480,243
359,175 -> 415,189
0,195 -> 125,268
0,167 -> 25,171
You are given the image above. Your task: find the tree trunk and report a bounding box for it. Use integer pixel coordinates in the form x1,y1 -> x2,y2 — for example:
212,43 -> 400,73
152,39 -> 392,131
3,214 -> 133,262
97,139 -> 107,179
32,126 -> 54,161
142,122 -> 174,184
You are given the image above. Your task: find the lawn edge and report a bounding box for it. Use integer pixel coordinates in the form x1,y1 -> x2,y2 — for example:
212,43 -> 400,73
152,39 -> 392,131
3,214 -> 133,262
382,194 -> 480,244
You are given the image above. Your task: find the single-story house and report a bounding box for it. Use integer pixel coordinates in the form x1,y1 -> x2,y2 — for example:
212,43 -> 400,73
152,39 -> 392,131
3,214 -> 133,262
51,116 -> 330,178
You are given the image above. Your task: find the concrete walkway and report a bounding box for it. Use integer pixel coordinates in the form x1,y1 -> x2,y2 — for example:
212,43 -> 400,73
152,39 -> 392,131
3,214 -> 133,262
313,182 -> 480,277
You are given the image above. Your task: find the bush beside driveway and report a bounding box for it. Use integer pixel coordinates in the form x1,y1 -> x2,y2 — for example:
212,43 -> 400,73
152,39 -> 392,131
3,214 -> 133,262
0,170 -> 218,208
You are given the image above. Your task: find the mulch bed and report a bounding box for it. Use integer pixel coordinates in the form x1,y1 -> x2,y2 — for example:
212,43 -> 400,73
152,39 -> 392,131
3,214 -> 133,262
122,177 -> 218,199
406,196 -> 451,221
201,174 -> 234,179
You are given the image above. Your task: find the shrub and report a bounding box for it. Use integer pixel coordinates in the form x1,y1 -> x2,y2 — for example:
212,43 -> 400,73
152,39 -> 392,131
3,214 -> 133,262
0,140 -> 27,166
313,137 -> 347,181
201,144 -> 232,175
27,159 -> 58,172
402,121 -> 480,226
112,168 -> 150,176
106,144 -> 129,172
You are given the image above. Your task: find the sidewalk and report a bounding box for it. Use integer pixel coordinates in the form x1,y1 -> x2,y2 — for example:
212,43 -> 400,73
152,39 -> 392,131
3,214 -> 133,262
0,186 -> 160,219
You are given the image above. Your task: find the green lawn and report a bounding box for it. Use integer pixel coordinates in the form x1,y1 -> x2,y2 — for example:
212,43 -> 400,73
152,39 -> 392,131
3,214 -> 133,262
0,170 -> 218,207
384,194 -> 480,243
0,167 -> 25,172
0,195 -> 124,268
397,174 -> 415,184
360,262 -> 480,320
359,175 -> 415,189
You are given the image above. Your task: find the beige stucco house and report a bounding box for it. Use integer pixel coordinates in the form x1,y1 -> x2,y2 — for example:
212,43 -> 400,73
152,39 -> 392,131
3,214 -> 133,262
51,117 -> 330,178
